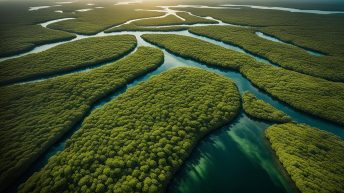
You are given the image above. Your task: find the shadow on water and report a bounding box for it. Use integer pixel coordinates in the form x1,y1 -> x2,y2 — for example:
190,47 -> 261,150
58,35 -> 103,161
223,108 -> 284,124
167,113 -> 297,193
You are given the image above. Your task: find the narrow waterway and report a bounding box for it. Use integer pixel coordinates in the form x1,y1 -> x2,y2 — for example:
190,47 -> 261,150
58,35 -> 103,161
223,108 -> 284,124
255,31 -> 325,56
2,10 -> 344,193
221,4 -> 344,14
13,46 -> 138,86
5,29 -> 275,86
0,34 -> 88,62
39,17 -> 75,28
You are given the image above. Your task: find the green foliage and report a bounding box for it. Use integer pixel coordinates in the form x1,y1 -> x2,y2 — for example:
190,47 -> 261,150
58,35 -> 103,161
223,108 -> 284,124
48,5 -> 165,35
0,2 -> 71,25
0,35 -> 137,85
0,25 -> 76,58
18,67 -> 241,193
142,34 -> 248,70
134,15 -> 185,26
176,6 -> 344,28
243,92 -> 291,123
266,123 -> 344,193
240,62 -> 344,126
176,7 -> 344,56
189,26 -> 344,81
133,12 -> 216,26
142,34 -> 344,125
176,12 -> 217,25
0,47 -> 163,192
260,25 -> 344,57
105,23 -> 188,33
0,1 -> 76,56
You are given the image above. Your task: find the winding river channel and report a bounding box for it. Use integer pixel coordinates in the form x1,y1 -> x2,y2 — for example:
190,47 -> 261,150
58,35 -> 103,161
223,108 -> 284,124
3,6 -> 344,193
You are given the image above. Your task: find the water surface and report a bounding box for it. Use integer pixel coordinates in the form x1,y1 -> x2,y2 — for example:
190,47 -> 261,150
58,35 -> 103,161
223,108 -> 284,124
168,114 -> 295,193
222,4 -> 344,14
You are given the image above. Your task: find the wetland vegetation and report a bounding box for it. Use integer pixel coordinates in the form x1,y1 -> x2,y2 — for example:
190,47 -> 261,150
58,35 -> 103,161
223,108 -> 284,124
105,23 -> 188,33
266,123 -> 344,193
189,26 -> 344,81
176,6 -> 344,62
0,47 -> 163,192
142,34 -> 344,126
243,92 -> 291,123
0,1 -> 343,193
142,34 -> 245,70
0,2 -> 76,56
132,12 -> 216,26
48,4 -> 165,35
0,35 -> 137,85
18,67 -> 240,193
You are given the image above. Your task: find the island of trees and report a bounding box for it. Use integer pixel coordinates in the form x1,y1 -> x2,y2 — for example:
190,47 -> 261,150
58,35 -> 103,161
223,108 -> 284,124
242,92 -> 291,123
18,67 -> 241,193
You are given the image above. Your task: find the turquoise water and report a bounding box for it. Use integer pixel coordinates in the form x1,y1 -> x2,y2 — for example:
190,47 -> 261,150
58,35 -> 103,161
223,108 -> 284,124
3,23 -> 344,193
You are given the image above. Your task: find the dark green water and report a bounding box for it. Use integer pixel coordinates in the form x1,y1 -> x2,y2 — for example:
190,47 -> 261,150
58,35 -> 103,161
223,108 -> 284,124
167,114 -> 292,193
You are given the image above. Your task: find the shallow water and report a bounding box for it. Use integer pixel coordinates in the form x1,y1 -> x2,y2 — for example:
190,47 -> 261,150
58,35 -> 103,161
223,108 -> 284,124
29,5 -> 52,11
2,9 -> 344,193
169,4 -> 241,10
40,17 -> 75,28
114,0 -> 142,5
76,8 -> 93,12
55,2 -> 73,4
222,4 -> 344,14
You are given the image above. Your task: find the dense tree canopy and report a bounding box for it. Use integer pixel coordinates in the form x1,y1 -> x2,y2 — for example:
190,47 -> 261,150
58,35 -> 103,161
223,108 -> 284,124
48,4 -> 165,35
242,92 -> 291,123
142,34 -> 247,70
0,47 -> 163,192
141,34 -> 344,126
189,25 -> 344,81
240,61 -> 344,126
0,35 -> 137,85
266,123 -> 344,193
0,24 -> 76,58
0,1 -> 76,57
105,23 -> 187,33
175,6 -> 344,55
132,12 -> 216,27
18,67 -> 241,193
